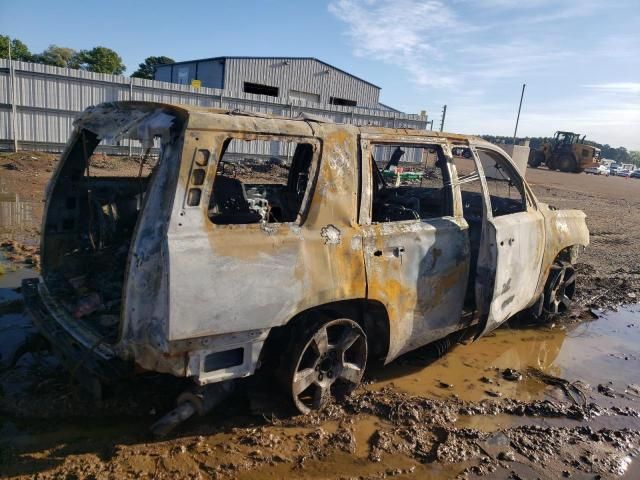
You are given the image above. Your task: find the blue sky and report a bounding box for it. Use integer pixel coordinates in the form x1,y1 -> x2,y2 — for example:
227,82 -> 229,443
1,0 -> 639,149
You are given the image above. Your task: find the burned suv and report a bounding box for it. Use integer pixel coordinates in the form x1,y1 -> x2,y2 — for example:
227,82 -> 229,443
24,101 -> 588,417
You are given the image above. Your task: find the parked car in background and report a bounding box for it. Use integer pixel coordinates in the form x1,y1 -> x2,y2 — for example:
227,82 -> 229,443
616,168 -> 632,177
585,165 -> 609,176
630,169 -> 640,179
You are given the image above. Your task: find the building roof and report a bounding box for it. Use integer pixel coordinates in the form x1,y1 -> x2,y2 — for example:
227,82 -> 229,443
158,56 -> 381,90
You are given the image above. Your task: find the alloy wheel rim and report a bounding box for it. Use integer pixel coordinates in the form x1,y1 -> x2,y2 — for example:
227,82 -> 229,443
291,319 -> 367,413
548,264 -> 576,314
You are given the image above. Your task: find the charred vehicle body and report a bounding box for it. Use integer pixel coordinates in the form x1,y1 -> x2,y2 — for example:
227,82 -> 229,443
23,102 -> 588,424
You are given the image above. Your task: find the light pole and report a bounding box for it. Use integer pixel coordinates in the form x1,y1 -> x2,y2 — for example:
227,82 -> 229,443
439,104 -> 447,132
512,83 -> 526,146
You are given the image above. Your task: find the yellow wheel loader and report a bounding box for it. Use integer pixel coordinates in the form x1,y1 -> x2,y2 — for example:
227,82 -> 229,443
528,131 -> 601,173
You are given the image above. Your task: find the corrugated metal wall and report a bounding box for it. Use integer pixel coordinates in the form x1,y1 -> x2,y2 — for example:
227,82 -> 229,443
224,58 -> 380,106
0,60 -> 428,153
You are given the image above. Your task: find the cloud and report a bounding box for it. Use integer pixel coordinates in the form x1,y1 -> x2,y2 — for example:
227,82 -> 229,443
328,0 -> 640,149
328,0 -> 575,88
328,0 -> 459,88
583,83 -> 640,94
458,41 -> 573,79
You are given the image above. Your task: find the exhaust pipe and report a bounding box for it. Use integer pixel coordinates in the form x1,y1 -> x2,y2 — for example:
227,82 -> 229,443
150,380 -> 235,437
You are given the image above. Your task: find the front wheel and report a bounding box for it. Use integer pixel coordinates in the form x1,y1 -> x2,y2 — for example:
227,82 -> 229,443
557,154 -> 577,173
544,261 -> 576,317
284,316 -> 367,414
528,151 -> 544,168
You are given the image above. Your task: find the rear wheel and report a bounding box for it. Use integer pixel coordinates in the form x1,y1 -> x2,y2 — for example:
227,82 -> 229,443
285,316 -> 367,414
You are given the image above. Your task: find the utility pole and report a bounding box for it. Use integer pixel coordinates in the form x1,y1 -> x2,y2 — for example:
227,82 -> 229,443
8,39 -> 19,152
439,104 -> 447,132
512,83 -> 526,146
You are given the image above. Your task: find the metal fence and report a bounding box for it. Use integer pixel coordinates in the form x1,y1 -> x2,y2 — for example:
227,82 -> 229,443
0,59 -> 429,154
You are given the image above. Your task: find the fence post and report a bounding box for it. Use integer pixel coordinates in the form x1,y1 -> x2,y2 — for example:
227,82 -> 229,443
8,43 -> 19,152
129,79 -> 134,156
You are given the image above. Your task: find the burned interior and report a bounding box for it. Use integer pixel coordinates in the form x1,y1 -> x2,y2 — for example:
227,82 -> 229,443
367,142 -> 530,312
39,105 -> 185,344
208,137 -> 315,225
370,143 -> 453,222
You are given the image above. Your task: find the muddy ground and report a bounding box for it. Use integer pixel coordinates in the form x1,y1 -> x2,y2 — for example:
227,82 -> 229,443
0,151 -> 639,479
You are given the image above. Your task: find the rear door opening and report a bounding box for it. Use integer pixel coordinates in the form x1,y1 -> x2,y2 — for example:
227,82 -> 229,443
40,104 -> 184,345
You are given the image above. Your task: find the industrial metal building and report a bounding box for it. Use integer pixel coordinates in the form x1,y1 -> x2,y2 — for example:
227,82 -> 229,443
1,59 -> 428,154
154,56 -> 394,110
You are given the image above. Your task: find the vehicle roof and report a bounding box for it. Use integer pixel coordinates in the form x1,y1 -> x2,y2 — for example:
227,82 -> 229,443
79,101 -> 493,149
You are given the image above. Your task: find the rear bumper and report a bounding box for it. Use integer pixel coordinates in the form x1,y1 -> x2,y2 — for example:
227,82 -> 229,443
21,278 -> 130,395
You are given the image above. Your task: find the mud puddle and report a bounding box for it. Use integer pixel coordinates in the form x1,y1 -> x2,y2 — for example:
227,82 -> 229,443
0,261 -> 36,372
368,305 -> 640,407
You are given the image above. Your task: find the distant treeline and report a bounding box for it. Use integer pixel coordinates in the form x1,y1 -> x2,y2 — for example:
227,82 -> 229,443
0,35 -> 173,78
481,135 -> 639,166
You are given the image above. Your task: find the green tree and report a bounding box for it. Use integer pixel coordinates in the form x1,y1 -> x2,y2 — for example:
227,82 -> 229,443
0,35 -> 32,61
629,151 -> 640,168
73,46 -> 125,74
33,44 -> 78,68
131,55 -> 174,79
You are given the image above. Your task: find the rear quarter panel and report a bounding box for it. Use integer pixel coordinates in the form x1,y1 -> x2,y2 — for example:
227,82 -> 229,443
165,118 -> 366,341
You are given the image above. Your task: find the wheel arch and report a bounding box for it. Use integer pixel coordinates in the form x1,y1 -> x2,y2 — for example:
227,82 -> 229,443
257,299 -> 391,370
533,243 -> 585,306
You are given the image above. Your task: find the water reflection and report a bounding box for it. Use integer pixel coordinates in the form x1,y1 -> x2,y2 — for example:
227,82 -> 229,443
368,326 -> 566,401
369,306 -> 640,404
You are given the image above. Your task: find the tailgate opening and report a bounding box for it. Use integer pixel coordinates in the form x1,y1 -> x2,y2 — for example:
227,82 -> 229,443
39,103 -> 184,345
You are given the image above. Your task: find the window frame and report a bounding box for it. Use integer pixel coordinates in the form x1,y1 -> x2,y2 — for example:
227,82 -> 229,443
473,145 -> 537,214
205,133 -> 322,229
359,139 -> 455,226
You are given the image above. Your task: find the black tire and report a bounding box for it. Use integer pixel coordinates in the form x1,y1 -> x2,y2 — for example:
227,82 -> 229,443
283,315 -> 367,414
557,154 -> 577,173
528,151 -> 544,168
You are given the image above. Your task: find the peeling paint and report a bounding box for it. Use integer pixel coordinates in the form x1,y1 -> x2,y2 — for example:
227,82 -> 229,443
260,223 -> 279,236
350,235 -> 362,251
329,142 -> 349,173
321,224 -> 342,245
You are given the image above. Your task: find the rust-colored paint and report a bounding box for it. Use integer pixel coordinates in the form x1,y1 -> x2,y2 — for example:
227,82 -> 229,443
31,101 -> 590,386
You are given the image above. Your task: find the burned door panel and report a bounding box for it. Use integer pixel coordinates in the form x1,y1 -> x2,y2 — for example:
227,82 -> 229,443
484,212 -> 545,319
359,139 -> 470,362
471,145 -> 545,337
362,218 -> 470,361
166,124 -> 366,341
